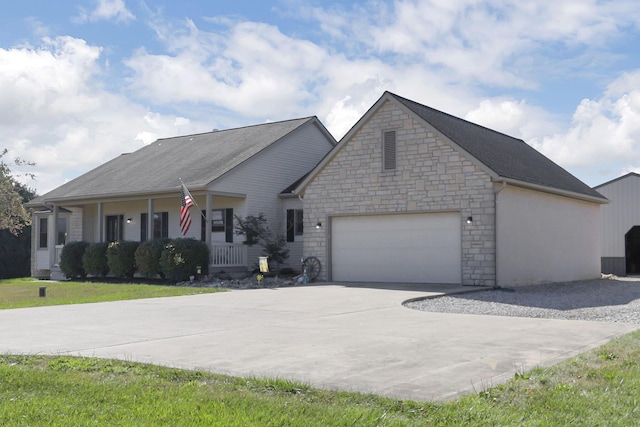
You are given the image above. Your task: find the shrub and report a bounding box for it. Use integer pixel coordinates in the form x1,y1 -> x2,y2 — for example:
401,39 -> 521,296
135,239 -> 170,279
0,226 -> 31,279
106,241 -> 139,278
160,238 -> 209,282
262,233 -> 289,276
59,241 -> 89,279
82,242 -> 110,277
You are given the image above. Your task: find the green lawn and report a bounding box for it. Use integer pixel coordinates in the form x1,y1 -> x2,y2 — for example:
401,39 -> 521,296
0,278 -> 223,309
2,277 -> 640,425
2,330 -> 640,426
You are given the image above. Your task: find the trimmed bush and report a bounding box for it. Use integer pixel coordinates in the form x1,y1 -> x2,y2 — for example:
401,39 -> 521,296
135,239 -> 170,279
82,242 -> 110,277
106,241 -> 139,278
160,238 -> 209,282
59,241 -> 90,279
0,226 -> 31,279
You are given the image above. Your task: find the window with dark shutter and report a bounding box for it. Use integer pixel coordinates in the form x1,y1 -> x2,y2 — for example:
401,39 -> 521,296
140,213 -> 147,241
287,209 -> 295,242
141,212 -> 169,242
287,209 -> 304,242
383,130 -> 396,171
39,217 -> 48,249
295,210 -> 304,236
225,208 -> 234,243
202,208 -> 234,242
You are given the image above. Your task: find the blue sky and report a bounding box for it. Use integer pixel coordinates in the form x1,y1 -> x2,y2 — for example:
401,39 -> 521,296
2,0 -> 640,194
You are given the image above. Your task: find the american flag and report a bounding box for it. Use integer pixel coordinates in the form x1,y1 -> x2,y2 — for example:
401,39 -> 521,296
180,183 -> 195,235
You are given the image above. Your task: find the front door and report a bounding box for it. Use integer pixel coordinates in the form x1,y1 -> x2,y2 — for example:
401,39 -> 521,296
106,215 -> 123,243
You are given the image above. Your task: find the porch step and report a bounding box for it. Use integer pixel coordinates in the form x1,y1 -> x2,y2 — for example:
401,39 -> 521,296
50,266 -> 67,281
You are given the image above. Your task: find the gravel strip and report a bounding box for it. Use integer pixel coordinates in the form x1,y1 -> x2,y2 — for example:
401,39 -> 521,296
405,278 -> 640,324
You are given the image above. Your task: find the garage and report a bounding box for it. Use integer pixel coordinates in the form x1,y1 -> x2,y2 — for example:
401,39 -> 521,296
330,212 -> 462,283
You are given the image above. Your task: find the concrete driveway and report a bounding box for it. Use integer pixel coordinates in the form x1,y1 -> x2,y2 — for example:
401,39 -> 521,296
1,283 -> 638,401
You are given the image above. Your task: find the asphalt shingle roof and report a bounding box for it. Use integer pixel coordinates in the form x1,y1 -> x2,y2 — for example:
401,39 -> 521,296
389,92 -> 605,200
30,117 -> 316,204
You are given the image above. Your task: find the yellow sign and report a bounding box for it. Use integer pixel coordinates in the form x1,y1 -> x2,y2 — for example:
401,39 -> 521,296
259,257 -> 269,273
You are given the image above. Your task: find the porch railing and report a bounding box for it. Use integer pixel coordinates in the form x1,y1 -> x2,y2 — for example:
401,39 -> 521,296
210,243 -> 247,267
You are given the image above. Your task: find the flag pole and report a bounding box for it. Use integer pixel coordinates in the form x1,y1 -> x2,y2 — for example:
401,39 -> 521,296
179,178 -> 207,221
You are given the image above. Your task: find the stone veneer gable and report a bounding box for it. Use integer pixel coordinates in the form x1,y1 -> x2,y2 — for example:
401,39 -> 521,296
303,100 -> 496,286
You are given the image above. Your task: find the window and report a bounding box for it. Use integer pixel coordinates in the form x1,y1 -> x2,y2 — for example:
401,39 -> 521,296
211,209 -> 225,232
106,215 -> 124,243
383,130 -> 396,171
39,217 -> 48,249
286,209 -> 303,242
56,217 -> 67,245
140,212 -> 169,241
201,208 -> 234,243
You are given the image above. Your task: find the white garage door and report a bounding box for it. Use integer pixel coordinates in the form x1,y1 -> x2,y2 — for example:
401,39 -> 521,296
331,213 -> 461,283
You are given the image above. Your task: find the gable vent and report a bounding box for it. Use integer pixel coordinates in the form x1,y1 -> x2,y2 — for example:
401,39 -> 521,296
383,130 -> 396,171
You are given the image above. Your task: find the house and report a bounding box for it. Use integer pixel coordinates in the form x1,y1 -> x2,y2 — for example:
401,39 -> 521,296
594,173 -> 640,276
26,117 -> 337,279
294,92 -> 607,286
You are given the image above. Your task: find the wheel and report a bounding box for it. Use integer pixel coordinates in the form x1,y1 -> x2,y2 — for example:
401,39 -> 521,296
302,256 -> 321,281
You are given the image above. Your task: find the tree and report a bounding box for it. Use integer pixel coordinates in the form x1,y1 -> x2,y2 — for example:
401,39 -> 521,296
235,213 -> 290,276
0,149 -> 35,235
262,233 -> 290,277
234,213 -> 268,246
0,149 -> 36,279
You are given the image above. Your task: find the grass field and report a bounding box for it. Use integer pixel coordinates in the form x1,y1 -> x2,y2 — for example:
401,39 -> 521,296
2,277 -> 640,425
0,278 -> 223,309
2,330 -> 640,426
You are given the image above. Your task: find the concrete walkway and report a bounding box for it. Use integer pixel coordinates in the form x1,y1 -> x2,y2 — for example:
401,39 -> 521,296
1,283 -> 638,401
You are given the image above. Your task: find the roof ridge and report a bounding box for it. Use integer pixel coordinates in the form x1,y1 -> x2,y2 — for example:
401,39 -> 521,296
384,91 -> 605,201
155,116 -> 315,143
386,91 -> 524,143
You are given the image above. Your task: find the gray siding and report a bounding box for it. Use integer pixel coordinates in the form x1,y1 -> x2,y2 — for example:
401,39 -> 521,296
211,121 -> 335,269
601,257 -> 625,276
597,175 -> 640,257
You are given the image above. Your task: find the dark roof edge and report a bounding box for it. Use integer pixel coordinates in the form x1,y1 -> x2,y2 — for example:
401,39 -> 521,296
388,91 -> 525,144
593,172 -> 640,189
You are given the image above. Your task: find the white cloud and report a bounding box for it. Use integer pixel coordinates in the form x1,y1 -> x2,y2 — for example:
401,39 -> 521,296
528,71 -> 640,185
121,1 -> 640,142
0,36 -> 206,194
75,0 -> 135,24
465,98 -> 561,142
123,15 -> 480,139
125,19 -> 330,119
307,0 -> 640,87
6,0 -> 640,193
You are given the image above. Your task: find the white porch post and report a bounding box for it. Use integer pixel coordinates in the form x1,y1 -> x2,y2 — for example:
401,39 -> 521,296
206,193 -> 212,265
49,205 -> 59,268
147,198 -> 154,240
98,202 -> 104,242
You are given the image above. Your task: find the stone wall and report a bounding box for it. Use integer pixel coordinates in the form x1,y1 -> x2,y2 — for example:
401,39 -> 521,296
303,100 -> 496,286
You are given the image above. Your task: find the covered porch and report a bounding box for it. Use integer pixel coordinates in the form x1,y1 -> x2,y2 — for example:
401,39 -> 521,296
32,190 -> 251,278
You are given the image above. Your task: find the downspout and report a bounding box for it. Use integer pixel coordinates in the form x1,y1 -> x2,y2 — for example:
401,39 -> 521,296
494,181 -> 507,288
